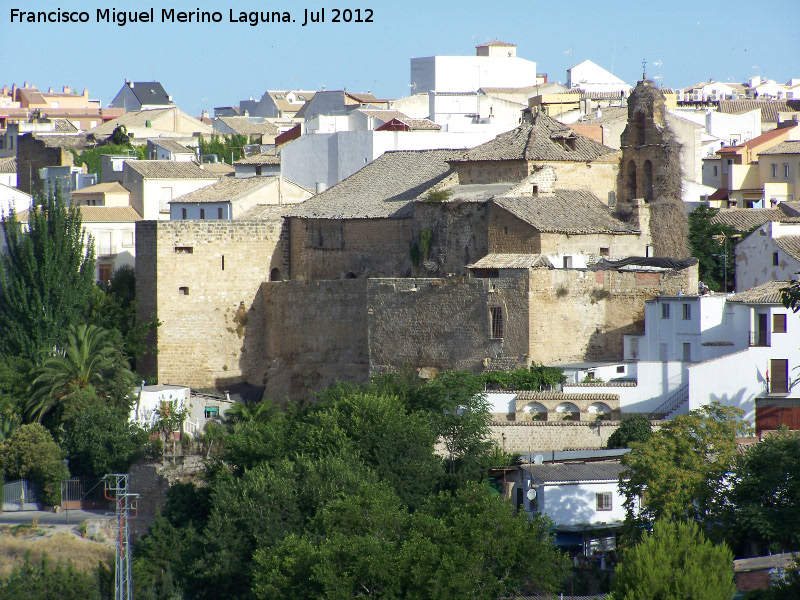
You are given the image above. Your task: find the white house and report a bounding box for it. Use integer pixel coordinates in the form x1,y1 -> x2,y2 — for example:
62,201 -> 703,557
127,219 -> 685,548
736,221 -> 800,291
233,152 -> 281,178
520,461 -> 628,556
169,176 -> 311,220
0,182 -> 31,217
147,139 -> 197,162
681,81 -> 736,102
121,160 -> 218,220
0,157 -> 16,188
130,384 -> 237,438
410,41 -> 537,95
566,60 -> 632,96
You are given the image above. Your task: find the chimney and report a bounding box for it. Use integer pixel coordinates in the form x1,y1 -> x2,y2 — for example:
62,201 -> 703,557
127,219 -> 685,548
82,88 -> 89,97
129,81 -> 134,88
48,87 -> 53,94
24,81 -> 29,88
11,84 -> 16,99
63,86 -> 70,94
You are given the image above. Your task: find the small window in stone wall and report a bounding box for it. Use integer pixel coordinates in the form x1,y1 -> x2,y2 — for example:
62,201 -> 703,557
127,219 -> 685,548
175,246 -> 193,254
607,191 -> 616,207
600,247 -> 610,256
490,306 -> 504,339
179,286 -> 189,296
309,219 -> 345,249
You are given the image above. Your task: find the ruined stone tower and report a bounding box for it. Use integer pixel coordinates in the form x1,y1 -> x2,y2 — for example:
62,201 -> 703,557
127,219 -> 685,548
618,77 -> 687,257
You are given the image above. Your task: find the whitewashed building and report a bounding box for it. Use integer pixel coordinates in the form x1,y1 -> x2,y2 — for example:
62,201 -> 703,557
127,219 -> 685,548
736,221 -> 800,291
566,60 -> 632,95
121,160 -> 218,220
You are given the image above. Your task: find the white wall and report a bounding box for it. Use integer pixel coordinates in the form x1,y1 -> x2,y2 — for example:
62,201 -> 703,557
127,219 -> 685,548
0,183 -> 32,216
411,56 -> 538,94
567,60 -> 632,95
531,480 -> 626,526
280,128 -> 505,191
130,386 -> 190,427
87,220 -> 137,279
736,222 -> 800,291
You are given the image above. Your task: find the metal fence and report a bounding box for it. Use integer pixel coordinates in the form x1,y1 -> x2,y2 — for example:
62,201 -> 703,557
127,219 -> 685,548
2,479 -> 41,511
61,476 -> 106,509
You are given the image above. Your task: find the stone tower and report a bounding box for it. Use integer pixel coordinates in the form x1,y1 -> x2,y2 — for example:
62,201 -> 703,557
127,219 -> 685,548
617,77 -> 687,257
618,78 -> 670,204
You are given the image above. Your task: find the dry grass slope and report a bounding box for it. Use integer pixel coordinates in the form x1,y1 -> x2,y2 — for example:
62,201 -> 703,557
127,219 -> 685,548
0,524 -> 113,579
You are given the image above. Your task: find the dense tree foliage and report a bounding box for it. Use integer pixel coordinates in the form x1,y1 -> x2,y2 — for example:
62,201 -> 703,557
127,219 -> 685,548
0,423 -> 69,505
0,191 -> 95,360
71,142 -> 147,177
132,373 -> 570,600
727,431 -> 800,554
619,402 -> 749,530
0,553 -> 110,600
610,519 -> 736,600
607,414 -> 653,449
688,204 -> 738,291
198,134 -> 249,164
27,324 -> 135,423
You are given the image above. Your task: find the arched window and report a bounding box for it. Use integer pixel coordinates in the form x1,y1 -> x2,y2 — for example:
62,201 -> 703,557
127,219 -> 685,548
270,268 -> 281,281
588,402 -> 612,420
626,160 -> 637,201
643,160 -> 654,202
556,402 -> 580,421
524,402 -> 548,421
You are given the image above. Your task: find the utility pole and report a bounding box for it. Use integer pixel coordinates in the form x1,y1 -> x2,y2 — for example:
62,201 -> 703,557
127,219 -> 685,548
104,474 -> 138,600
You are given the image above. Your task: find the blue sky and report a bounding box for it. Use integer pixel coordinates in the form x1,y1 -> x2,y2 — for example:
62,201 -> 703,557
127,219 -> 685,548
2,0 -> 797,114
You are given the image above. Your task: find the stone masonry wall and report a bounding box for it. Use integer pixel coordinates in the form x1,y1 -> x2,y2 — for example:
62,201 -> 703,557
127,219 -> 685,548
411,202 -> 489,276
368,275 -> 530,374
288,217 -> 413,280
490,421 -> 620,452
136,219 -> 286,388
257,279 -> 370,401
527,265 -> 698,365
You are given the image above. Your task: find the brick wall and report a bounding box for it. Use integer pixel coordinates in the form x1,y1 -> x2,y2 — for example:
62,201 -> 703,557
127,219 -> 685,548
136,219 -> 286,388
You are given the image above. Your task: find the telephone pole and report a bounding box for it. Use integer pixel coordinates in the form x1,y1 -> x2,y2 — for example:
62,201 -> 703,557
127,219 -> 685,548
103,474 -> 138,600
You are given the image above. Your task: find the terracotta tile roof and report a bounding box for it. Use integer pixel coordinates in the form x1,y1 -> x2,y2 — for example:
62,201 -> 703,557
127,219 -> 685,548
286,149 -> 459,220
236,204 -> 294,221
709,207 -> 800,231
718,125 -> 797,156
494,191 -> 638,235
728,280 -> 793,304
774,236 -> 800,262
516,390 -> 621,402
78,206 -> 142,222
151,139 -> 194,154
0,157 -> 16,174
52,118 -> 78,133
201,163 -> 235,177
266,90 -> 316,114
234,152 -> 280,166
467,254 -> 554,269
759,140 -> 800,155
90,108 -> 177,136
13,206 -> 141,223
357,109 -> 411,122
215,117 -> 278,136
718,99 -> 800,123
70,182 -> 129,195
525,461 -> 626,483
451,113 -> 617,163
171,176 -> 273,205
126,161 -> 218,180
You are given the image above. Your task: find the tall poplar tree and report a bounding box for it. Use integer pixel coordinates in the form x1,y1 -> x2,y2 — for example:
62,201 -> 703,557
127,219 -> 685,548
0,189 -> 95,360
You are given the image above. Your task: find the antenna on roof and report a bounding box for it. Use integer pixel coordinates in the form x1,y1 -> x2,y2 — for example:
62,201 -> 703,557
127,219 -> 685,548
533,454 -> 544,465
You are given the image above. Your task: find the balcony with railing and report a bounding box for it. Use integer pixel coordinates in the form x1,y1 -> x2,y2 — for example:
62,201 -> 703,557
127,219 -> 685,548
749,330 -> 769,347
97,245 -> 117,256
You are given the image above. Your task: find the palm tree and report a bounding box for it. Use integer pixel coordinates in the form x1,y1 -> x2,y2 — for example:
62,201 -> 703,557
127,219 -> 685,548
223,401 -> 278,427
26,324 -> 130,423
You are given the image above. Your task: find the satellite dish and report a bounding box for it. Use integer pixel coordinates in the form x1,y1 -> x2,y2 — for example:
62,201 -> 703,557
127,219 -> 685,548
526,489 -> 537,500
533,454 -> 544,465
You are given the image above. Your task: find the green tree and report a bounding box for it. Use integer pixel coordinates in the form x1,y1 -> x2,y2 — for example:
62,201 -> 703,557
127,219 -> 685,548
0,553 -> 106,600
619,402 -> 749,529
610,518 -> 736,600
86,265 -> 159,366
27,324 -> 134,423
688,204 -> 738,291
0,423 -> 69,505
728,431 -> 800,554
607,414 -> 653,449
223,400 -> 280,426
198,134 -> 249,164
60,404 -> 148,479
0,191 -> 95,360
